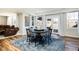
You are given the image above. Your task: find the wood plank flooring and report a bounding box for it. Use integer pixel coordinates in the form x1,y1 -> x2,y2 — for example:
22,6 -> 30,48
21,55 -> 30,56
0,35 -> 22,51
64,37 -> 79,51
0,35 -> 79,51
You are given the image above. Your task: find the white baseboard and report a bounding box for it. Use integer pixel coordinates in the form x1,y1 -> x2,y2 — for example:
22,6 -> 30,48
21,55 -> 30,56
63,35 -> 79,38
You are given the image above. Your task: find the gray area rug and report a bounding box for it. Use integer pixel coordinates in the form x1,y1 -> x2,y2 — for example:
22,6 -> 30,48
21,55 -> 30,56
11,35 -> 65,51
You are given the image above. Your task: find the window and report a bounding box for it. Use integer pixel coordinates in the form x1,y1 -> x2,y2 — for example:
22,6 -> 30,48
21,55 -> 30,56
53,18 -> 59,29
37,17 -> 42,26
52,17 -> 59,33
36,17 -> 43,29
46,19 -> 52,27
67,12 -> 78,28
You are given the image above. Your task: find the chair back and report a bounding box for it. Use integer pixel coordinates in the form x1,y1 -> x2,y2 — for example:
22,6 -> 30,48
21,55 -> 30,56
26,29 -> 32,37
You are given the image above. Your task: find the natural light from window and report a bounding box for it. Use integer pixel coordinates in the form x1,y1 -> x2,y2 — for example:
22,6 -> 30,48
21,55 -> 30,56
67,12 -> 78,29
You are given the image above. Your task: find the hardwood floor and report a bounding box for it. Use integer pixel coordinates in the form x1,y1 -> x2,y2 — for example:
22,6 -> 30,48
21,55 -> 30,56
64,37 -> 79,51
0,35 -> 22,51
0,35 -> 79,51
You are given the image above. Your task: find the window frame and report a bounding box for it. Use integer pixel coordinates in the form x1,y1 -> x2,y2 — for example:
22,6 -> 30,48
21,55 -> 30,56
66,12 -> 79,29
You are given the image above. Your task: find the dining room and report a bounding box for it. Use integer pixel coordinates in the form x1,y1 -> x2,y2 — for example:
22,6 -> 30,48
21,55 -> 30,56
0,8 -> 79,51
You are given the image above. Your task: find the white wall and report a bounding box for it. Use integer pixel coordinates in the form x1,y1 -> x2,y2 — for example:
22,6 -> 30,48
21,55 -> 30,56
0,16 -> 7,25
59,13 -> 66,36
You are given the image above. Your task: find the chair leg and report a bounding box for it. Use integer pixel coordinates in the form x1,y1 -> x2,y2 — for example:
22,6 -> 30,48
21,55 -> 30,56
28,37 -> 31,45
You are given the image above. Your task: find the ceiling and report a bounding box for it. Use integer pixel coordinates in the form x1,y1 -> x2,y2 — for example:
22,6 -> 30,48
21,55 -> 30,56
0,8 -> 79,16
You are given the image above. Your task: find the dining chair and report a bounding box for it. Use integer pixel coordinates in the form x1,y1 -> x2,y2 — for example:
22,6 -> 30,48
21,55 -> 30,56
26,29 -> 33,44
44,29 -> 52,45
26,28 -> 38,46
